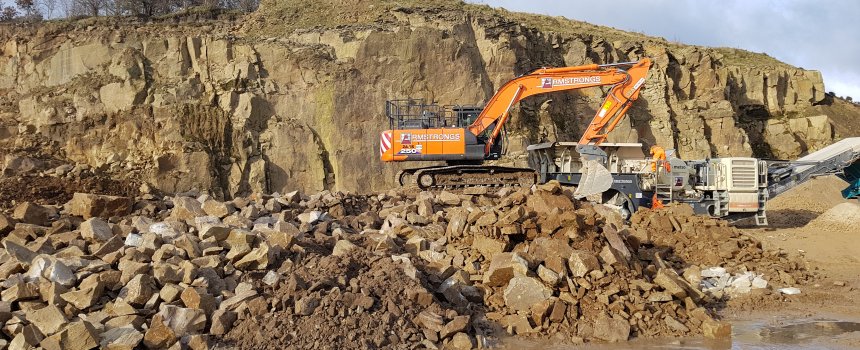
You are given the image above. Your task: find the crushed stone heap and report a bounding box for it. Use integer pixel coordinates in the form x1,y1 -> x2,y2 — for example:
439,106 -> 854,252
805,202 -> 860,232
0,181 -> 811,349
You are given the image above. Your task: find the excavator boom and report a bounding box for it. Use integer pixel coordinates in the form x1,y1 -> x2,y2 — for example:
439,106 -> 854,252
467,59 -> 652,154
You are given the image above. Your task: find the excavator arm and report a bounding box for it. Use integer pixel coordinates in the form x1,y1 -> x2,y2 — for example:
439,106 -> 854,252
467,58 -> 652,154
578,60 -> 651,145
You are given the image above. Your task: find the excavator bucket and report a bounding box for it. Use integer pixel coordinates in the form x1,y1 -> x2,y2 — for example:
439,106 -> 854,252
573,145 -> 613,199
574,159 -> 613,198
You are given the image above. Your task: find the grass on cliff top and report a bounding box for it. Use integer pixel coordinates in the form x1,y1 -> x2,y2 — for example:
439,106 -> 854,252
252,0 -> 459,33
252,0 -> 791,68
806,96 -> 860,138
254,0 -> 645,40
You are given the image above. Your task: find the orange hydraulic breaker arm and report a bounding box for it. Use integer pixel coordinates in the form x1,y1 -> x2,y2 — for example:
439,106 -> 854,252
578,59 -> 652,145
467,58 -> 652,155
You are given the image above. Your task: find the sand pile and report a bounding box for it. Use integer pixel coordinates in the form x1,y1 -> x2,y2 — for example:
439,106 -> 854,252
764,175 -> 851,227
806,202 -> 860,232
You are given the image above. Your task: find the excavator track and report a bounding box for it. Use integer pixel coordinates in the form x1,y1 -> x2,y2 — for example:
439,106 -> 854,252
399,165 -> 537,189
396,166 -> 447,186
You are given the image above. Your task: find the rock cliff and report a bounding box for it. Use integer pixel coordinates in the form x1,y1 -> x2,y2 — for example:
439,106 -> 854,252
0,0 -> 856,196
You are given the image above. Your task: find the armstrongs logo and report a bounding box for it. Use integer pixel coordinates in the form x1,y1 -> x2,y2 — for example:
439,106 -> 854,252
400,133 -> 412,145
541,78 -> 553,89
540,76 -> 602,89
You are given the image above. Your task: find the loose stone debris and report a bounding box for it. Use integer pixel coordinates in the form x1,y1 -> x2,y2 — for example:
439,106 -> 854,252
778,287 -> 802,295
0,182 -> 812,349
700,268 -> 769,297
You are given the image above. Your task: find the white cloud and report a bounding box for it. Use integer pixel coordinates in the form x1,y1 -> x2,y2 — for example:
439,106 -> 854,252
470,0 -> 860,99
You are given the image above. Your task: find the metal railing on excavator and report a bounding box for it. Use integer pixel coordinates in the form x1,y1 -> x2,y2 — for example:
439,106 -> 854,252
385,99 -> 482,130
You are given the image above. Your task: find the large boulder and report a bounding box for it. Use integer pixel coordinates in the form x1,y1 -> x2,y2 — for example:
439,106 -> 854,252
66,193 -> 133,219
80,217 -> 114,242
527,185 -> 575,215
170,197 -> 207,223
12,202 -> 48,226
568,250 -> 600,278
503,275 -> 553,312
483,253 -> 529,287
2,155 -> 45,176
592,314 -> 630,342
157,305 -> 207,337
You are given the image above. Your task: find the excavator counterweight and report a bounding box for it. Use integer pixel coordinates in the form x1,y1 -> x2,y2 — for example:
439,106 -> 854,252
380,59 -> 653,190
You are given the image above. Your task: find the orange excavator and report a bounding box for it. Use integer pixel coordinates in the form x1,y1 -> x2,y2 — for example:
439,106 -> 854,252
380,58 -> 652,196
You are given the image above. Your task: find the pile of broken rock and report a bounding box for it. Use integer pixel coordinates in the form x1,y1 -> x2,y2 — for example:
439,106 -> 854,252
0,181 -> 809,349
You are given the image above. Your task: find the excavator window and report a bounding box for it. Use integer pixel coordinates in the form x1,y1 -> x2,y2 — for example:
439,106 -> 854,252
454,107 -> 483,128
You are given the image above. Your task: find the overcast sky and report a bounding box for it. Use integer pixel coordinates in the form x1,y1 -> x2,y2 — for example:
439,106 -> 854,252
469,0 -> 860,99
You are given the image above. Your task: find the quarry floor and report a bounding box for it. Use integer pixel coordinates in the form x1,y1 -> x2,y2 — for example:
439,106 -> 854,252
728,220 -> 860,349
669,174 -> 860,349
741,175 -> 860,324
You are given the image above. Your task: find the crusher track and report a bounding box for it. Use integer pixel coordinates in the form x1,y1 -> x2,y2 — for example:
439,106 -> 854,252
397,165 -> 537,189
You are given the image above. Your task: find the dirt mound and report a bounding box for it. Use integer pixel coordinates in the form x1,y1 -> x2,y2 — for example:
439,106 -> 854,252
0,155 -> 139,210
222,184 -> 812,348
631,204 -> 811,286
806,202 -> 860,232
225,250 -> 448,348
0,174 -> 138,210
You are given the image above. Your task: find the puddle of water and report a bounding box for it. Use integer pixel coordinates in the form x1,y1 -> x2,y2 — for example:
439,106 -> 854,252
499,319 -> 860,350
756,321 -> 860,343
731,319 -> 860,350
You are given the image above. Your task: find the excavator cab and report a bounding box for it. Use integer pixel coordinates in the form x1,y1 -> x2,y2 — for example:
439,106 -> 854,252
453,105 -> 507,159
452,106 -> 505,160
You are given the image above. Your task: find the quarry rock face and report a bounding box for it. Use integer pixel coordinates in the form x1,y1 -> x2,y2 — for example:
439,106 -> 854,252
0,3 -> 839,196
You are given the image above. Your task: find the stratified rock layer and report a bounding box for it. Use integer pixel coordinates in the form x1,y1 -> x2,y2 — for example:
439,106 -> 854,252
0,1 -> 848,197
